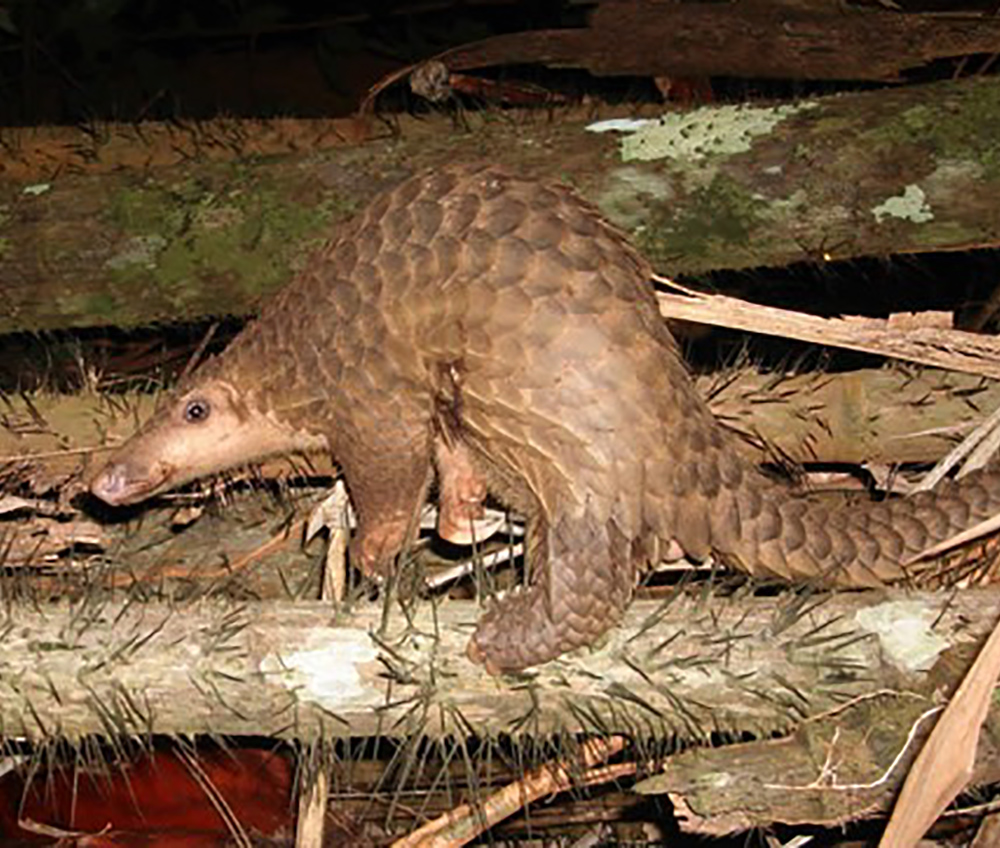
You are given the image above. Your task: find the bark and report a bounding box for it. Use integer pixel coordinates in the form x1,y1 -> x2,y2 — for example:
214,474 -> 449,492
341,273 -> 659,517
0,588 -> 996,750
429,1 -> 1000,83
5,585 -> 1000,829
3,366 -> 994,496
3,75 -> 1000,333
660,288 -> 1000,380
636,682 -> 1000,834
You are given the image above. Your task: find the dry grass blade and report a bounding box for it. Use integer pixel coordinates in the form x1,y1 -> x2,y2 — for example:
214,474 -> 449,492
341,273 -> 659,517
878,612 -> 1000,846
905,398 -> 1000,563
175,744 -> 252,848
390,736 -> 631,848
913,401 -> 1000,492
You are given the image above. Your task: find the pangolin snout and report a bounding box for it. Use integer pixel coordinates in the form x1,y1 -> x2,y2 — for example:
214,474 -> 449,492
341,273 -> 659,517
90,461 -> 168,506
90,463 -> 131,505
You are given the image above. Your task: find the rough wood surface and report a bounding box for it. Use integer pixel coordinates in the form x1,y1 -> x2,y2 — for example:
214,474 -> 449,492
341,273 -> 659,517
635,684 -> 1000,835
658,285 -> 1000,380
0,588 -> 995,744
427,1 -> 1000,83
3,75 -> 1000,333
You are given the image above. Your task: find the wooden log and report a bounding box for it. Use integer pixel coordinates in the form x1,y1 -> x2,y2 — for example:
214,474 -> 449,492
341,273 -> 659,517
0,588 -> 995,745
3,75 -> 1000,333
635,684 -> 1000,834
428,0 -> 1000,83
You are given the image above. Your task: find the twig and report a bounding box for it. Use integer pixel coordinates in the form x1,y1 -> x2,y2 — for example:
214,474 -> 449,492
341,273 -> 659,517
391,736 -> 630,848
763,707 -> 942,792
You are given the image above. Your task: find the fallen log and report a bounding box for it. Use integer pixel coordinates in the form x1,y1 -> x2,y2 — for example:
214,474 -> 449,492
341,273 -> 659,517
4,75 -> 1000,333
1,588 -> 995,747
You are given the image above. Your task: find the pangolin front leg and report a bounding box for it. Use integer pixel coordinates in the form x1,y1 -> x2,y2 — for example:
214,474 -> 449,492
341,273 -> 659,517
340,420 -> 434,579
466,501 -> 636,674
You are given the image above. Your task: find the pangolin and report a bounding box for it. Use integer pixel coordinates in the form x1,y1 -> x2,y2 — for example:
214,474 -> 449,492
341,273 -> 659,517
90,162 -> 1000,673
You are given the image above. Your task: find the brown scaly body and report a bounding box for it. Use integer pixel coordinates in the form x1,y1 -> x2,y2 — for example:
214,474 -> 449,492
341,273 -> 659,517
92,162 -> 1000,673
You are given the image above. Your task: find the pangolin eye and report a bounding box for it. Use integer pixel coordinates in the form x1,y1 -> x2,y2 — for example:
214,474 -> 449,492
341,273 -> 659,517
184,399 -> 211,423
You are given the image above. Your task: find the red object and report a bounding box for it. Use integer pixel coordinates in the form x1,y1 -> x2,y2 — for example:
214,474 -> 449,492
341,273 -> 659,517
0,748 -> 294,846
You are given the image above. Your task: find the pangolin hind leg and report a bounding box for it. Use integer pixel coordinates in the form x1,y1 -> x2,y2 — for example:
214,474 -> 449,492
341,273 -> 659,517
458,375 -> 645,673
434,438 -> 491,545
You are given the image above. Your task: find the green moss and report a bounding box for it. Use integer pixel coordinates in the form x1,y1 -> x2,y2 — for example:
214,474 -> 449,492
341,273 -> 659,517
862,80 -> 1000,179
51,288 -> 121,321
104,164 -> 338,316
83,291 -> 118,318
636,174 -> 767,266
910,220 -> 980,247
0,203 -> 11,260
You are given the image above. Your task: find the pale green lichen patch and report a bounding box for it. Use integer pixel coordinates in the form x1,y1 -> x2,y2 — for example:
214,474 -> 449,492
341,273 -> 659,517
854,600 -> 947,671
621,102 -> 817,163
105,234 -> 168,271
21,182 -> 51,197
872,184 -> 934,224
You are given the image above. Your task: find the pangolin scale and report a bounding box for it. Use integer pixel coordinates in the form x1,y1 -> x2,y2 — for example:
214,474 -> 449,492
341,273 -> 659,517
91,162 -> 1000,673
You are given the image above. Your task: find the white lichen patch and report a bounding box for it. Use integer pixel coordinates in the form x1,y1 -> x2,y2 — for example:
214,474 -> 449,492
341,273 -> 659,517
105,234 -> 167,270
259,629 -> 379,707
871,184 -> 934,224
615,102 -> 817,163
585,117 -> 655,134
854,600 -> 948,672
